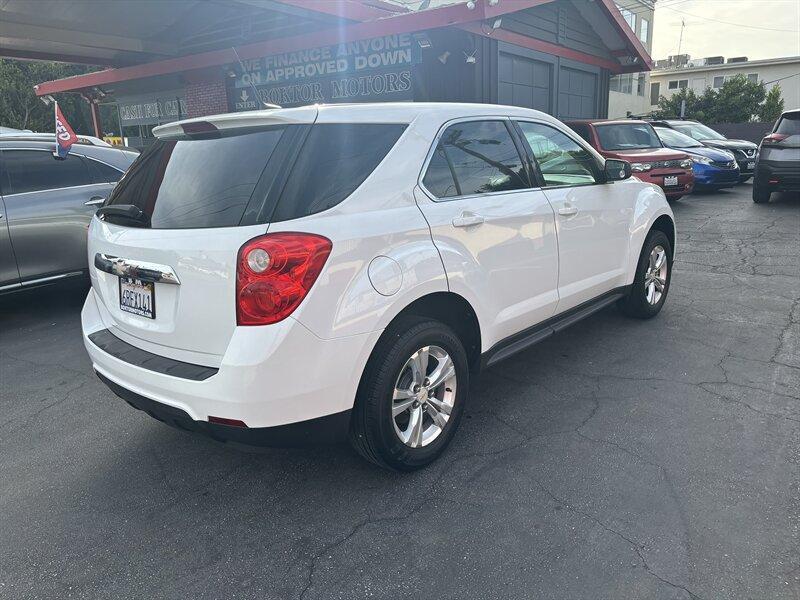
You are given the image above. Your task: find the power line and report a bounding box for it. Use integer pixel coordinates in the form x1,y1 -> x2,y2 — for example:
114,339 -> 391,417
762,72 -> 800,85
658,4 -> 800,33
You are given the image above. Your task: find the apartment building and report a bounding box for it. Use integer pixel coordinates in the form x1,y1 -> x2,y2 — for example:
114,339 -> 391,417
608,0 -> 655,118
650,55 -> 800,111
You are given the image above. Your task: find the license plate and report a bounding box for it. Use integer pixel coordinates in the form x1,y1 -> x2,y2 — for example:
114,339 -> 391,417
747,161 -> 755,169
119,277 -> 155,319
664,175 -> 678,186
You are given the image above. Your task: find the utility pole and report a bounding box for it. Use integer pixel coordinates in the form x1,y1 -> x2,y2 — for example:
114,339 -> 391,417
676,18 -> 685,60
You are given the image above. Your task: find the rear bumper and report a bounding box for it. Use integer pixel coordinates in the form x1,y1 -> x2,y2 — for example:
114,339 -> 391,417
755,161 -> 800,192
97,372 -> 351,446
82,288 -> 380,439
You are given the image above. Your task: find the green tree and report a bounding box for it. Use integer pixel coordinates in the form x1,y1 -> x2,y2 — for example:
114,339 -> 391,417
711,74 -> 766,122
0,59 -> 99,134
655,87 -> 716,121
757,84 -> 784,123
653,74 -> 775,123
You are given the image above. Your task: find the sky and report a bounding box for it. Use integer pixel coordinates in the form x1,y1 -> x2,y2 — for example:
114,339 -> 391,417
652,0 -> 800,61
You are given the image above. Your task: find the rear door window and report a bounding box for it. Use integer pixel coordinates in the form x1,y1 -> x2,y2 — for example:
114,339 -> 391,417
423,120 -> 528,198
3,150 -> 93,194
86,158 -> 124,183
270,124 -> 407,222
105,128 -> 286,229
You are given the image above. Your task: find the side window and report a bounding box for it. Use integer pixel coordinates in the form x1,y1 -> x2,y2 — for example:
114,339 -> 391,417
516,122 -> 598,187
423,120 -> 528,198
3,150 -> 93,194
422,144 -> 460,198
86,158 -> 124,183
272,123 -> 406,222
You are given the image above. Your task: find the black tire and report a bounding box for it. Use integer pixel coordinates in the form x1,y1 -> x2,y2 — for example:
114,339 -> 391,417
618,230 -> 672,319
752,182 -> 771,204
349,317 -> 469,471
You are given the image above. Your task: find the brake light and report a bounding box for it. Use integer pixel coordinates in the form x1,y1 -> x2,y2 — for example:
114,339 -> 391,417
236,232 -> 332,326
763,133 -> 788,143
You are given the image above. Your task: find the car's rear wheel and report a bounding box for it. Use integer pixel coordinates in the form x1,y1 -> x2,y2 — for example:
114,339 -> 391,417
618,230 -> 672,319
349,317 -> 468,471
752,181 -> 771,204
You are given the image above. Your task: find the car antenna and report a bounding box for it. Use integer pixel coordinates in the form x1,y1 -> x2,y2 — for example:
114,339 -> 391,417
231,46 -> 281,109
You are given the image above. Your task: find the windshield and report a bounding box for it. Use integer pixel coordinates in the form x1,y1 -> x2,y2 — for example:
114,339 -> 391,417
595,123 -> 662,151
655,127 -> 703,148
672,122 -> 726,141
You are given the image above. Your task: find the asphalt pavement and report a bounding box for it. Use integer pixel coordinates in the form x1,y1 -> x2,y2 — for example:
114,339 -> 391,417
1,183 -> 798,600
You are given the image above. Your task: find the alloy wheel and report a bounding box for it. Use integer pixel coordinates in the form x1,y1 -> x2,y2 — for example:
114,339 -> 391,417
644,245 -> 668,305
391,345 -> 457,448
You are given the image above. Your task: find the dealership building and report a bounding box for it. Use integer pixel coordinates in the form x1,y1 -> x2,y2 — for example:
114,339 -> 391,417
1,0 -> 651,147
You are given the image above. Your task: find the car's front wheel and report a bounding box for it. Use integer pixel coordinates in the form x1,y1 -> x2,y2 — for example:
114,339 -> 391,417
618,230 -> 672,319
350,317 -> 468,471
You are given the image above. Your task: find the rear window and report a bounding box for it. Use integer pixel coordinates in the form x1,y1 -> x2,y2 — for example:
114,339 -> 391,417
775,113 -> 800,135
104,123 -> 405,228
105,128 -> 285,229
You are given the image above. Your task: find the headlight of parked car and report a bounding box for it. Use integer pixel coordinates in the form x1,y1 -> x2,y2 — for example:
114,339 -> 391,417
630,162 -> 652,172
689,156 -> 711,165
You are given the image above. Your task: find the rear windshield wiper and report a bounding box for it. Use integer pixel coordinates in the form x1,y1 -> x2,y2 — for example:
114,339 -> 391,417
96,204 -> 150,227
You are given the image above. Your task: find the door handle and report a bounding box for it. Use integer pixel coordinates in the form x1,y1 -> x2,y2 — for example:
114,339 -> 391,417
452,212 -> 485,228
85,196 -> 105,207
558,205 -> 578,217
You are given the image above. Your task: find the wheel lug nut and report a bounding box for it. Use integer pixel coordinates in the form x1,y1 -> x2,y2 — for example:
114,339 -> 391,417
413,384 -> 421,393
423,378 -> 430,386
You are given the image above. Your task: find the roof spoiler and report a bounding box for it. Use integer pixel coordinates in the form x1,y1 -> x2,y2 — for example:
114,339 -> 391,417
152,105 -> 318,139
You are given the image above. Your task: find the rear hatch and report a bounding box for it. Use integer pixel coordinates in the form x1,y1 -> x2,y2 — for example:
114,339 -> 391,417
88,106 -> 409,364
761,112 -> 800,167
88,107 -> 318,363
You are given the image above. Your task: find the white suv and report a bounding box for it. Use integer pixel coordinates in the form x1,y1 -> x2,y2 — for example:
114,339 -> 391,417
82,103 -> 675,470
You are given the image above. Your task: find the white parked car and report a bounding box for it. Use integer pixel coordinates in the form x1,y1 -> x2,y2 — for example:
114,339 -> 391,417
82,103 -> 675,470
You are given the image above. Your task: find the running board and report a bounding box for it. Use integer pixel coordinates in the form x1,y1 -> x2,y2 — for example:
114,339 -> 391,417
480,286 -> 629,369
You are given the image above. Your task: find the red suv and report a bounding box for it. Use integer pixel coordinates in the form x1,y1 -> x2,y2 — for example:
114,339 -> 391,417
567,120 -> 694,201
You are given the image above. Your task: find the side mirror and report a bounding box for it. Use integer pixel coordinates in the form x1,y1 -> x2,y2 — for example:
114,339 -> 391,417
604,159 -> 631,182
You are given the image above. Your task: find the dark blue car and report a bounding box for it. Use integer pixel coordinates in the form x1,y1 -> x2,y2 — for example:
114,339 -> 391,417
654,126 -> 740,190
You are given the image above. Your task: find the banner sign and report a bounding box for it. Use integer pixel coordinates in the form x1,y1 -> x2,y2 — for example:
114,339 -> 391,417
227,34 -> 418,110
117,90 -> 187,126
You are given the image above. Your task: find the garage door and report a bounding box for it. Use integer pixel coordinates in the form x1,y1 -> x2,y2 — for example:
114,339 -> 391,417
558,67 -> 597,119
499,52 -> 552,113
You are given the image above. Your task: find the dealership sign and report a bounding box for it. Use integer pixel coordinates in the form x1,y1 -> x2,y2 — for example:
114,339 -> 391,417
228,34 -> 417,110
117,90 -> 187,126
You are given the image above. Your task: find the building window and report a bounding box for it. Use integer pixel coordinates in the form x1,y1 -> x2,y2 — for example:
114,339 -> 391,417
747,73 -> 758,83
650,81 -> 660,106
610,74 -> 620,92
713,76 -> 725,88
616,4 -> 636,31
637,73 -> 646,96
639,18 -> 649,44
668,79 -> 688,90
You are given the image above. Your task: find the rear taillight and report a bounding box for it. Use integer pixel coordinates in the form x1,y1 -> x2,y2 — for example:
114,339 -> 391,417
763,133 -> 788,143
236,232 -> 332,326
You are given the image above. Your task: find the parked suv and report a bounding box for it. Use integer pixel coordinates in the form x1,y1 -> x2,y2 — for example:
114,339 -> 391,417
753,109 -> 800,203
649,119 -> 758,182
82,103 -> 675,470
567,119 -> 694,200
0,139 -> 137,293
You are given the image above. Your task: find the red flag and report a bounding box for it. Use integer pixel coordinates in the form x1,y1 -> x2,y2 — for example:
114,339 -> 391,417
55,102 -> 78,158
